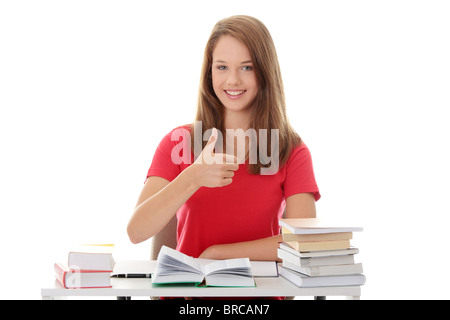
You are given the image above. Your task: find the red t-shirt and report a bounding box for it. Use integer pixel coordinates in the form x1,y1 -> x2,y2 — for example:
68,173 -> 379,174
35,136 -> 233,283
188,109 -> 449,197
147,125 -> 321,258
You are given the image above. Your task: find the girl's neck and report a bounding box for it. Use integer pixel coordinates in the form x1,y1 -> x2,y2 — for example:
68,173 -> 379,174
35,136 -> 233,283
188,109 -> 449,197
223,108 -> 252,131
223,108 -> 253,163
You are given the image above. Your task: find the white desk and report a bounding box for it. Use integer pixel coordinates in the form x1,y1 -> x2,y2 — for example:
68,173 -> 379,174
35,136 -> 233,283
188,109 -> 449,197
42,277 -> 360,300
41,260 -> 361,300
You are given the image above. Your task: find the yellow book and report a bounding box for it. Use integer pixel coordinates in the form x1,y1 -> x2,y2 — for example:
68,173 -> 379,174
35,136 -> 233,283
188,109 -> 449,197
285,240 -> 351,252
282,228 -> 353,242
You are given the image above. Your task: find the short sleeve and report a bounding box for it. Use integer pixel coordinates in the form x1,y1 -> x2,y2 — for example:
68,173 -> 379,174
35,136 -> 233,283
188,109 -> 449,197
283,143 -> 321,201
146,126 -> 191,182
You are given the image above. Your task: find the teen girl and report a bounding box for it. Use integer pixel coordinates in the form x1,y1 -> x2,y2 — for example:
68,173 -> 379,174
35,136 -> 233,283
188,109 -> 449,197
127,15 -> 320,264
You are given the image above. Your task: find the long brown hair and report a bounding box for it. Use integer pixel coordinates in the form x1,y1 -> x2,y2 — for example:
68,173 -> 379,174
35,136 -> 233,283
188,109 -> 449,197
192,15 -> 301,174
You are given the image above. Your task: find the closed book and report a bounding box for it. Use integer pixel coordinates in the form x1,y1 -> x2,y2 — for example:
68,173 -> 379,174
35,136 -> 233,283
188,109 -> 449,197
54,263 -> 112,289
285,240 -> 351,252
279,242 -> 359,258
279,266 -> 366,287
277,248 -> 355,267
68,244 -> 115,271
282,260 -> 363,277
279,218 -> 363,234
282,229 -> 353,242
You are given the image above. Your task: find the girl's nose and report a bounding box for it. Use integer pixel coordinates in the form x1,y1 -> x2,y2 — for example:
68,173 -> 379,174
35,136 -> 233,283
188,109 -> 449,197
226,69 -> 242,86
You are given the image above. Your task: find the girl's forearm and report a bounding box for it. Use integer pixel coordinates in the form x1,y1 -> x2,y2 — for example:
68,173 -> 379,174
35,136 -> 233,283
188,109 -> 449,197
199,235 -> 283,261
127,166 -> 200,244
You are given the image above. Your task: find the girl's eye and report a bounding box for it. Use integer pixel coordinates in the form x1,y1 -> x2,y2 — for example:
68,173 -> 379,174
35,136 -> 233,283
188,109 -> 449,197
242,66 -> 253,71
218,66 -> 227,70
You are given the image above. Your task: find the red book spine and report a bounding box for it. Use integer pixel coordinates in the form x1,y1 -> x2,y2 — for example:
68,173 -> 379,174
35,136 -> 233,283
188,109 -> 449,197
54,263 -> 112,289
54,263 -> 70,288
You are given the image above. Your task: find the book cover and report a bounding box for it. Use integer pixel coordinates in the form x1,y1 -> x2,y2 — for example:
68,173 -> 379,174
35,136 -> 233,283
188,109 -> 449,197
282,260 -> 363,277
68,244 -> 115,271
54,263 -> 112,289
277,248 -> 355,267
279,242 -> 359,258
285,240 -> 351,252
279,218 -> 363,234
281,229 -> 353,242
279,266 -> 366,287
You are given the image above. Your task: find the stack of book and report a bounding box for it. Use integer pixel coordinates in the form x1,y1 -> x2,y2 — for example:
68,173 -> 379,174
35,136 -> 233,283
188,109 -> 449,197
277,219 -> 366,288
54,244 -> 115,289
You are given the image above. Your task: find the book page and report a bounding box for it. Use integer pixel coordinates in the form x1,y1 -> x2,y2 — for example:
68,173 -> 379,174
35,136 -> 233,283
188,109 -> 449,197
156,246 -> 202,275
198,259 -> 277,277
202,258 -> 251,276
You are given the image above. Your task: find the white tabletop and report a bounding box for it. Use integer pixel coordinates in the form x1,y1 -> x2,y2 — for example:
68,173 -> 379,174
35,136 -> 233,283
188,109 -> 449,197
41,260 -> 361,299
42,277 -> 360,298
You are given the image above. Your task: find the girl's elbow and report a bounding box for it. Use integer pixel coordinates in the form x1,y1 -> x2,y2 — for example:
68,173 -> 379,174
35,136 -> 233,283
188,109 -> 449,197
127,223 -> 145,244
128,234 -> 143,245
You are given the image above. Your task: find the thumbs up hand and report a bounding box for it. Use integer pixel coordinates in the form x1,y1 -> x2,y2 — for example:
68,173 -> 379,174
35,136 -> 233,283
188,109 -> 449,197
190,128 -> 239,188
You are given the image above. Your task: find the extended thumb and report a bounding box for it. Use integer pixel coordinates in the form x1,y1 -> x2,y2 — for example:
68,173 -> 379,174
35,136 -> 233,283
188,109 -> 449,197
206,128 -> 218,147
201,128 -> 218,163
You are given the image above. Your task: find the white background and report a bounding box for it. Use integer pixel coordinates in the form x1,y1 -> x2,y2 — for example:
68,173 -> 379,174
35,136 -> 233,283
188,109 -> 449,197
1,0 -> 449,299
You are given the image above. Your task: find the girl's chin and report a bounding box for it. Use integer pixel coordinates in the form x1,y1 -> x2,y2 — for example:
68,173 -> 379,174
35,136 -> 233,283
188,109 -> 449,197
221,102 -> 253,113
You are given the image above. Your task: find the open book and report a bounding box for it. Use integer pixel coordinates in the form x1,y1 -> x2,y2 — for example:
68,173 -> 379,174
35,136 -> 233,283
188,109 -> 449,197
152,246 -> 255,287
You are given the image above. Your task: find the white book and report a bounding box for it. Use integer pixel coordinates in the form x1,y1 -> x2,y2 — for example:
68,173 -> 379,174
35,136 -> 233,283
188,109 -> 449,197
68,245 -> 115,271
152,246 -> 255,287
279,242 -> 359,258
277,248 -> 355,267
279,218 -> 363,234
54,263 -> 112,289
279,266 -> 366,287
282,260 -> 363,277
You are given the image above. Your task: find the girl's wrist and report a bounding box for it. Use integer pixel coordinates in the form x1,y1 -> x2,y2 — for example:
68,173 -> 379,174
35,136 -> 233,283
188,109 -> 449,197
180,164 -> 202,191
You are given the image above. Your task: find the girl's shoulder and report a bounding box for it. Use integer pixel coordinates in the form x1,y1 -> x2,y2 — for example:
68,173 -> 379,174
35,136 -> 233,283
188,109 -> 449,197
172,124 -> 192,132
286,141 -> 312,162
159,124 -> 193,143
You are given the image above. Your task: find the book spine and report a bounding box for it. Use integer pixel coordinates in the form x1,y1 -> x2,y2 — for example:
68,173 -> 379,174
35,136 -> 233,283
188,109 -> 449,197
54,263 -> 113,289
54,263 -> 69,289
286,240 -> 350,252
282,232 -> 353,242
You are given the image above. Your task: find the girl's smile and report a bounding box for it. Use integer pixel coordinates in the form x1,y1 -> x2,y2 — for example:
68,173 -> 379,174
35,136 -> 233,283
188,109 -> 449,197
224,89 -> 247,99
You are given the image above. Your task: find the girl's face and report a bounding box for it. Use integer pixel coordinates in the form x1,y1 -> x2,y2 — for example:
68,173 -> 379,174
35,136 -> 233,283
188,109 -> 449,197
212,35 -> 258,114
